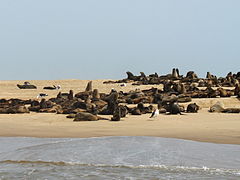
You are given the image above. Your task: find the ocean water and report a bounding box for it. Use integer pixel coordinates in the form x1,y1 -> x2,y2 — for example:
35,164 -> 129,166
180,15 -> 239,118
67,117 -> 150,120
0,136 -> 240,180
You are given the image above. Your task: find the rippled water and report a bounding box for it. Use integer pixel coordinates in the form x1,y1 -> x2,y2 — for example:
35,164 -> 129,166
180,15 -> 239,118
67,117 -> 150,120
0,136 -> 240,180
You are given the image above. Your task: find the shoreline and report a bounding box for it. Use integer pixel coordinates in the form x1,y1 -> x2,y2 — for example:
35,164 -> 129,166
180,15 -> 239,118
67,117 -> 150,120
0,108 -> 240,145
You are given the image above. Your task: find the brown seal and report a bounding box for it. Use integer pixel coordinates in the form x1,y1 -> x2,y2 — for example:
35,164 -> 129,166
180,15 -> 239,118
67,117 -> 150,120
85,81 -> 93,92
186,103 -> 199,113
73,112 -> 109,121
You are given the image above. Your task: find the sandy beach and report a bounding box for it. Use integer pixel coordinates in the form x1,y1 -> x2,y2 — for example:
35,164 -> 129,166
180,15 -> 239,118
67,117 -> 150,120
0,79 -> 240,144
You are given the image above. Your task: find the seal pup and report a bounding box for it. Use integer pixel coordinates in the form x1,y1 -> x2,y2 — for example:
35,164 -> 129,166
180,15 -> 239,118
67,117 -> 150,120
209,101 -> 225,112
43,85 -> 61,90
73,112 -> 109,121
165,102 -> 183,115
186,103 -> 199,113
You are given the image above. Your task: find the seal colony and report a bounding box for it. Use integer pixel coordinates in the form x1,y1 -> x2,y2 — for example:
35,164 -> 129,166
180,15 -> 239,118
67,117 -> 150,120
0,69 -> 240,122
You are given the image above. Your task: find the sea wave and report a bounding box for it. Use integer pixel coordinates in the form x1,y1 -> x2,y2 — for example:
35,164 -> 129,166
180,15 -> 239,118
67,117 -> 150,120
1,160 -> 240,176
1,137 -> 240,179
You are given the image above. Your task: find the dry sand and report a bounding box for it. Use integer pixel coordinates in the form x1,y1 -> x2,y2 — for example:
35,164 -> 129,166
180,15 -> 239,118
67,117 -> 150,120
0,79 -> 240,144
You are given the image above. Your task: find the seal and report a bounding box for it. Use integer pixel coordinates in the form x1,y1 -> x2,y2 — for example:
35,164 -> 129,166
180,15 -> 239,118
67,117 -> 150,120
43,85 -> 61,90
92,89 -> 100,100
187,103 -> 199,113
85,81 -> 93,92
68,90 -> 74,100
164,102 -> 183,115
17,83 -> 37,89
73,112 -> 109,121
111,106 -> 121,121
172,68 -> 179,79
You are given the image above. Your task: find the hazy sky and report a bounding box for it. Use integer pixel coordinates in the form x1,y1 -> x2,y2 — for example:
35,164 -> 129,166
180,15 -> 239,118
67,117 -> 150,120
0,0 -> 239,80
